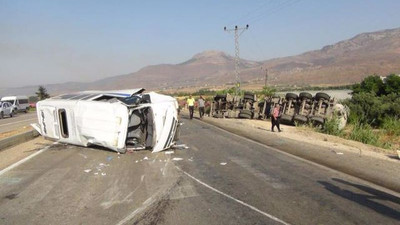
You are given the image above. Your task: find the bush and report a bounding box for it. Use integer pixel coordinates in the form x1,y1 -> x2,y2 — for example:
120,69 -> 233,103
349,123 -> 380,146
343,92 -> 400,128
382,116 -> 400,136
321,117 -> 342,136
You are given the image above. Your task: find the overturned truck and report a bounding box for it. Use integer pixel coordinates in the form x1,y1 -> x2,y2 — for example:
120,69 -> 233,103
210,92 -> 259,119
33,89 -> 180,153
211,91 -> 348,129
278,92 -> 348,129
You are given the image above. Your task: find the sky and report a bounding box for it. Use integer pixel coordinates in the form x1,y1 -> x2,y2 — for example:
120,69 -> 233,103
1,0 -> 399,88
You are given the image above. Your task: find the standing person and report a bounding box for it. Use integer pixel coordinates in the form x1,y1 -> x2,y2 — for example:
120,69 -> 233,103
187,95 -> 195,119
271,104 -> 282,132
198,95 -> 205,119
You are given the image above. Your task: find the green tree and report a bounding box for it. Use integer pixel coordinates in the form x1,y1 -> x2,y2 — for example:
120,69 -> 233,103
28,96 -> 39,103
36,86 -> 50,100
383,74 -> 400,95
260,86 -> 277,98
352,75 -> 384,96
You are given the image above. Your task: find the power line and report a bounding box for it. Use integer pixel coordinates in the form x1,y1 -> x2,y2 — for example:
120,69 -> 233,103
227,0 -> 275,26
246,0 -> 301,25
224,24 -> 249,96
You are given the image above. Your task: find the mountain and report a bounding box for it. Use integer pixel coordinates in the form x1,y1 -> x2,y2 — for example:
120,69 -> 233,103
260,27 -> 400,86
2,28 -> 400,96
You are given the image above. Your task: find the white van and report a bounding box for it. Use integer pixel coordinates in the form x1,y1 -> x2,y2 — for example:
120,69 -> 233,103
32,89 -> 181,153
0,96 -> 30,113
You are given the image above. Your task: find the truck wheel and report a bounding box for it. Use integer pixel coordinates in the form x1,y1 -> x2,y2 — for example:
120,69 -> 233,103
239,113 -> 251,119
244,92 -> 255,101
310,116 -> 324,124
315,92 -> 330,101
285,93 -> 298,100
10,111 -> 13,117
280,114 -> 293,122
214,94 -> 226,101
294,114 -> 308,122
299,92 -> 312,100
240,109 -> 252,116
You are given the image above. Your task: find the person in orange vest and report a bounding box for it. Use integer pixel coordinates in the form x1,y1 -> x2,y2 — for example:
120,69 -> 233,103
187,95 -> 195,119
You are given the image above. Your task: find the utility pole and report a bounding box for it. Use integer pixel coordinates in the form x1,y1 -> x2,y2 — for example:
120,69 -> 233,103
224,24 -> 249,96
261,67 -> 268,87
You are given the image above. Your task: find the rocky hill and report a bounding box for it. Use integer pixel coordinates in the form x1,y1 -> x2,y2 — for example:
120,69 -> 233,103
2,27 -> 400,96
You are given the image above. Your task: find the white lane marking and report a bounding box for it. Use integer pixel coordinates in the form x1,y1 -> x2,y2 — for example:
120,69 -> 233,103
0,117 -> 37,127
0,142 -> 57,177
176,166 -> 291,225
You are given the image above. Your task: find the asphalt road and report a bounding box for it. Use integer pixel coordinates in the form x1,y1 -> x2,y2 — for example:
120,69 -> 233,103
0,111 -> 37,133
0,116 -> 399,225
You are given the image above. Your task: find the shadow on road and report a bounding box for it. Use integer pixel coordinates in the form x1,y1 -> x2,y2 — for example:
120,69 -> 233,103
318,178 -> 400,220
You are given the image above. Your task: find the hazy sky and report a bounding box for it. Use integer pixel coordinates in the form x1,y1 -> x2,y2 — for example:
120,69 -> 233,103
1,0 -> 399,88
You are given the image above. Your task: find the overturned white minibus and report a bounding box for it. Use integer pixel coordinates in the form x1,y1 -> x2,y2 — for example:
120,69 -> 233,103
32,89 -> 180,153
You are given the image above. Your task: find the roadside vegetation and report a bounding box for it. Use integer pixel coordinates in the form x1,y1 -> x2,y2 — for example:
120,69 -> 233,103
320,74 -> 400,150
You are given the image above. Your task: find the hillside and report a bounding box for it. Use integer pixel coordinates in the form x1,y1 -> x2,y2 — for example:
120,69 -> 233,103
2,27 -> 400,96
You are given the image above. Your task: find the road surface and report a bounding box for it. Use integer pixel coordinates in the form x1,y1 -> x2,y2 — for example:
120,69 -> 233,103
0,116 -> 399,224
0,111 -> 37,133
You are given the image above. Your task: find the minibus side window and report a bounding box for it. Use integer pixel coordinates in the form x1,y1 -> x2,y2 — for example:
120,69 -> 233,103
58,109 -> 69,138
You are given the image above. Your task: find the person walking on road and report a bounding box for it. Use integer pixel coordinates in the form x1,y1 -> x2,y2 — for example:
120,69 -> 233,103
271,104 -> 282,132
187,95 -> 195,119
198,95 -> 205,119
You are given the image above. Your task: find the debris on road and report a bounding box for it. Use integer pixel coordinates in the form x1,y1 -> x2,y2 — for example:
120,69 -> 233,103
220,162 -> 227,166
172,157 -> 183,161
172,144 -> 189,150
165,151 -> 174,155
84,169 -> 92,173
106,156 -> 113,161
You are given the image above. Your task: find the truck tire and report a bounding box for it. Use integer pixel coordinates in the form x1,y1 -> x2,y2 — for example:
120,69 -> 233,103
294,114 -> 308,123
299,92 -> 312,100
310,116 -> 324,124
280,114 -> 293,122
315,92 -> 330,101
244,94 -> 255,101
240,109 -> 252,116
238,113 -> 251,119
285,93 -> 298,100
214,94 -> 226,101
